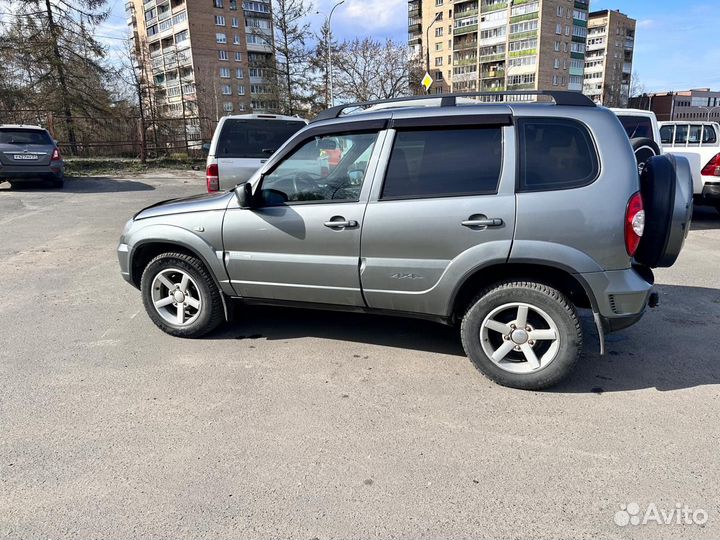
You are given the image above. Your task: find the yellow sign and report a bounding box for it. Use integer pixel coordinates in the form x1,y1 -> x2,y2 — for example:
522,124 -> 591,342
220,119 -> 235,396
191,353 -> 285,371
421,72 -> 433,91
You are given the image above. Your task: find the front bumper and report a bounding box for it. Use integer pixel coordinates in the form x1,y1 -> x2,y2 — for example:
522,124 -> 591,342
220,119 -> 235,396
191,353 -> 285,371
580,266 -> 654,333
118,242 -> 133,285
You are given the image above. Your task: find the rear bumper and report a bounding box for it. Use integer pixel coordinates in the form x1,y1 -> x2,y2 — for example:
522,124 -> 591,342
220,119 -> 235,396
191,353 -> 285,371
0,164 -> 64,179
580,266 -> 654,333
700,181 -> 720,200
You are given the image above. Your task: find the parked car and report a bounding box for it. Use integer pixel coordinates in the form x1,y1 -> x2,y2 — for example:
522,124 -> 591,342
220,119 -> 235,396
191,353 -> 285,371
611,108 -> 663,173
0,125 -> 64,188
119,91 -> 693,390
205,114 -> 307,192
659,121 -> 720,212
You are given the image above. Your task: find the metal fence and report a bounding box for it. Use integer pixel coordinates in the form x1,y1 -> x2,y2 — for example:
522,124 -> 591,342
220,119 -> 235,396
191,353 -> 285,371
0,110 -> 218,159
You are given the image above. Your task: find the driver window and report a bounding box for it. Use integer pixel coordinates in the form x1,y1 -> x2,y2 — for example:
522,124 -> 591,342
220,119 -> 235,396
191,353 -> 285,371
258,132 -> 379,205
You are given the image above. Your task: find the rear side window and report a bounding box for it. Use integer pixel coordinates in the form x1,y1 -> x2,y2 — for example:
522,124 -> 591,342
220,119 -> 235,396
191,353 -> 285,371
517,118 -> 599,192
703,125 -> 717,144
660,125 -> 674,144
675,125 -> 688,144
216,119 -> 305,158
688,125 -> 702,145
0,129 -> 52,145
381,127 -> 502,200
618,115 -> 654,139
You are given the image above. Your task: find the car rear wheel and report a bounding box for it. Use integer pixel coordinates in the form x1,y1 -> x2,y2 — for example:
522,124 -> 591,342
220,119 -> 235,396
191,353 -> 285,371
140,252 -> 224,338
460,281 -> 582,390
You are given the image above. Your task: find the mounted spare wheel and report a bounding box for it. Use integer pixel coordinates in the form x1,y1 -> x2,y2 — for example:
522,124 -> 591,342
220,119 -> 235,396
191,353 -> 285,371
634,154 -> 693,268
630,137 -> 661,175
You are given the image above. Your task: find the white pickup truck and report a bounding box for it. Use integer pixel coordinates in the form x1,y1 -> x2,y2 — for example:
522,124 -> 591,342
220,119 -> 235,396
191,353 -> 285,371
659,121 -> 720,212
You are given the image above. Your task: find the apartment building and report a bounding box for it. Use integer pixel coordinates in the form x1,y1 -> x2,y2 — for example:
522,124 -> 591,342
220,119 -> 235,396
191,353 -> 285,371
126,0 -> 276,142
630,89 -> 720,122
583,9 -> 635,107
407,0 -> 590,95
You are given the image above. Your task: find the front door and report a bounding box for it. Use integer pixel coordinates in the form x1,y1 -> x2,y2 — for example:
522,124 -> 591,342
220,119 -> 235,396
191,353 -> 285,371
222,129 -> 384,306
360,121 -> 516,317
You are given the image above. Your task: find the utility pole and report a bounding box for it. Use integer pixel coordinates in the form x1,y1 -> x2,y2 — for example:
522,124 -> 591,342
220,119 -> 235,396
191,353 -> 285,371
320,1 -> 345,108
425,12 -> 442,95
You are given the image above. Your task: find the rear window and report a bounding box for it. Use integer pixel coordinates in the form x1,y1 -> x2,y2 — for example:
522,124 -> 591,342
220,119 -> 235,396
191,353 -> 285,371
381,127 -> 503,200
518,118 -> 599,192
215,119 -> 305,158
618,115 -> 654,139
0,129 -> 52,145
703,125 -> 717,144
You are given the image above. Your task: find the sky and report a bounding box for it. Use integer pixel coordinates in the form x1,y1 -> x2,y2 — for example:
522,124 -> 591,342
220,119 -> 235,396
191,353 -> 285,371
99,0 -> 720,92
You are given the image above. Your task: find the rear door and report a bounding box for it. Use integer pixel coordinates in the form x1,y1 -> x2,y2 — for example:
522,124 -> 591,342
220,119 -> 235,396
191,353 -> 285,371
0,128 -> 53,166
215,118 -> 306,189
360,114 -> 516,317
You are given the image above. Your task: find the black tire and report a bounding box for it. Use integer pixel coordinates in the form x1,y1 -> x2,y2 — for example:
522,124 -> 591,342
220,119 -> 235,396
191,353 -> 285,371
460,281 -> 582,390
630,137 -> 661,175
140,252 -> 224,338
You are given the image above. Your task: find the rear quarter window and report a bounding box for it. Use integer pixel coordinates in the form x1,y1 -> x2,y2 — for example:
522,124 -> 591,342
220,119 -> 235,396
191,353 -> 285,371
618,115 -> 654,140
517,118 -> 599,192
660,125 -> 674,144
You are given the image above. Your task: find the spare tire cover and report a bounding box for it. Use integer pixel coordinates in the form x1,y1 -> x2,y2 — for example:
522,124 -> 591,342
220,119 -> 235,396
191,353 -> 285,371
635,154 -> 693,268
630,137 -> 661,175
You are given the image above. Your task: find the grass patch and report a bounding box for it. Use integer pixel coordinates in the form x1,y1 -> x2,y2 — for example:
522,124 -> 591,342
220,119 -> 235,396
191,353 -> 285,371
65,157 -> 205,177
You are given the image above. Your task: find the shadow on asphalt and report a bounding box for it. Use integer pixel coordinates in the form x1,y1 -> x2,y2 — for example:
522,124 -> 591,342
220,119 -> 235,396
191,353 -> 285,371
691,205 -> 720,230
215,282 -> 720,394
2,176 -> 155,193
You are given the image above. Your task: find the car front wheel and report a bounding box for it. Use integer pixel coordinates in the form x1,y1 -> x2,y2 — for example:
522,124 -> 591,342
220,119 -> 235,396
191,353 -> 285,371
460,281 -> 582,390
140,252 -> 224,338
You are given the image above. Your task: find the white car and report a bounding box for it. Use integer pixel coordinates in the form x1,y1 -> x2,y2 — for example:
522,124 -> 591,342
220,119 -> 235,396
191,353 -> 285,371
205,114 -> 307,192
611,108 -> 663,171
659,121 -> 720,211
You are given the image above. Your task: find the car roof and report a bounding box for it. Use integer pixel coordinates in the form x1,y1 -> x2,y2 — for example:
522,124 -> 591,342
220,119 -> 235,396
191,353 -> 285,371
659,120 -> 720,126
610,108 -> 656,117
220,114 -> 307,123
0,124 -> 48,131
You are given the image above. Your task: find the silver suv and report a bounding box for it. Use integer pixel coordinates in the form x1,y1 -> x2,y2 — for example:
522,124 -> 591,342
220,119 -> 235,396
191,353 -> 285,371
118,92 -> 693,390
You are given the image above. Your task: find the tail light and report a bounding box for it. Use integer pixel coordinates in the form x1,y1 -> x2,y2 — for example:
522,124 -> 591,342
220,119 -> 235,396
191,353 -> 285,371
701,153 -> 720,177
625,192 -> 645,257
51,148 -> 61,161
206,163 -> 219,192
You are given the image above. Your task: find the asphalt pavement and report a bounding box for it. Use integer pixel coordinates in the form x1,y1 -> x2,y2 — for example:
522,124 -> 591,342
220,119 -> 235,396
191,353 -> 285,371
1,173 -> 719,540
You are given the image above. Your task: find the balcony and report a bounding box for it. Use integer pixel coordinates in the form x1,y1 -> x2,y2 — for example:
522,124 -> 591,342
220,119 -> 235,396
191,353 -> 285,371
479,52 -> 505,63
454,57 -> 478,66
454,24 -> 478,35
482,1 -> 507,12
455,8 -> 479,19
481,69 -> 505,78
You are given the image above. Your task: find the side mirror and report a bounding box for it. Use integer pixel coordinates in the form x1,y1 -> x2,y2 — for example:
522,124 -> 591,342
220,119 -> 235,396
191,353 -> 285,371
235,181 -> 255,209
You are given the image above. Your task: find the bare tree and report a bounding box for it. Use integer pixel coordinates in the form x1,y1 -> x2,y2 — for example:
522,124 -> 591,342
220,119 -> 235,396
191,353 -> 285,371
629,71 -> 647,99
333,38 -> 410,103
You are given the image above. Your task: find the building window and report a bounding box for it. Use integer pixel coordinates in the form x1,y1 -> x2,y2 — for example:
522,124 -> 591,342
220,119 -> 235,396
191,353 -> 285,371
231,17 -> 239,27
556,23 -> 562,34
229,0 -> 238,10
223,102 -> 234,112
238,85 -> 245,95
236,67 -> 244,78
554,58 -> 560,69
216,33 -> 227,43
435,57 -> 443,66
220,67 -> 231,78
174,30 -> 188,43
435,27 -> 443,37
215,15 -> 225,26
222,84 -> 232,95
233,34 -> 241,44
234,51 -> 243,62
214,0 -> 223,7
218,50 -> 228,60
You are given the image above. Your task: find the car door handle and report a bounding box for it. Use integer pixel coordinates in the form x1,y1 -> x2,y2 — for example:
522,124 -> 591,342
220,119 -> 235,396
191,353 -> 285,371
324,219 -> 358,229
461,218 -> 504,228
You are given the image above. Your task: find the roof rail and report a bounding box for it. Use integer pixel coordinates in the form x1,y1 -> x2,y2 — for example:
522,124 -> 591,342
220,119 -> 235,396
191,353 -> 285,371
312,90 -> 596,122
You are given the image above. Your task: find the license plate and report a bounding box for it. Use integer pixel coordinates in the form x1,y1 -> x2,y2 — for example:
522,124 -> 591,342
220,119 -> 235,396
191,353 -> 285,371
14,154 -> 38,160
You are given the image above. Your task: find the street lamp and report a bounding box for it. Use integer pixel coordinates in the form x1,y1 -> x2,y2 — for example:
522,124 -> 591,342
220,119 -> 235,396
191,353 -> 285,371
699,106 -> 720,122
325,0 -> 345,107
425,12 -> 442,93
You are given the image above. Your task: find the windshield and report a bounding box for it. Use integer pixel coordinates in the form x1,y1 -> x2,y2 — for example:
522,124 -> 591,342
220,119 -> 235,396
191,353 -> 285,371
618,116 -> 654,140
216,119 -> 305,159
0,129 -> 53,145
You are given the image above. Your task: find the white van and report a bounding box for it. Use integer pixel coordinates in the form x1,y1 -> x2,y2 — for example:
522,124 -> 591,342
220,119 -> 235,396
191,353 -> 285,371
206,114 -> 307,192
659,121 -> 720,210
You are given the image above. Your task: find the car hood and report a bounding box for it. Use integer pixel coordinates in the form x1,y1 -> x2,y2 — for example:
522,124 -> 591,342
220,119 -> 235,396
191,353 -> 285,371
135,191 -> 234,220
